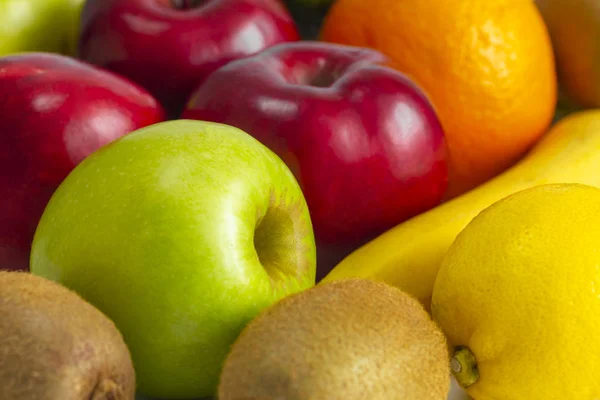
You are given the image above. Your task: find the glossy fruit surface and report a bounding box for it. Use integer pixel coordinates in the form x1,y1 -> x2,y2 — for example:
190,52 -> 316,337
324,110 -> 600,309
321,0 -> 557,196
183,41 -> 448,253
79,0 -> 300,115
0,0 -> 84,56
30,119 -> 316,398
0,52 -> 164,271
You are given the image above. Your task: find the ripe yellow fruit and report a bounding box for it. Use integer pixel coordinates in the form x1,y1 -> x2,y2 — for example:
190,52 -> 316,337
323,110 -> 600,310
432,183 -> 600,400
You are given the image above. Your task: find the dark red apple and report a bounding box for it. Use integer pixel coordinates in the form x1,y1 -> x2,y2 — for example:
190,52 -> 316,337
78,0 -> 301,116
182,41 -> 448,276
0,52 -> 165,271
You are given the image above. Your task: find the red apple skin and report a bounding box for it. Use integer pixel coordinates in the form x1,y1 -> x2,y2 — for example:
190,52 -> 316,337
78,0 -> 301,116
182,42 -> 448,256
0,52 -> 165,272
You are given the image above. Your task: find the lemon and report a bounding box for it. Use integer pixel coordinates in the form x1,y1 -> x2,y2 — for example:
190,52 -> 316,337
431,183 -> 600,400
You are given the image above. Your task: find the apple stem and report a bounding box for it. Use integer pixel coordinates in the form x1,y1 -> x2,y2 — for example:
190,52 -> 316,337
171,0 -> 204,9
450,346 -> 479,388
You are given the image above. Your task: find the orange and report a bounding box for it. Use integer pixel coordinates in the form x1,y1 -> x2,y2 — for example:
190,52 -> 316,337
320,0 -> 558,197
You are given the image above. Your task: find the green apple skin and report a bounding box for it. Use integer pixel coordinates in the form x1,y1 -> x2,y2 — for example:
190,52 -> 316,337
30,120 -> 317,399
0,0 -> 85,56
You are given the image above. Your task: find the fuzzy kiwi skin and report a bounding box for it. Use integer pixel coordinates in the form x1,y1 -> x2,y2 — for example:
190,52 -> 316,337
0,271 -> 135,400
218,278 -> 450,400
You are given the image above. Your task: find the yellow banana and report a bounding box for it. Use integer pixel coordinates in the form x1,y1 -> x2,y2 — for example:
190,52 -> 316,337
322,110 -> 600,308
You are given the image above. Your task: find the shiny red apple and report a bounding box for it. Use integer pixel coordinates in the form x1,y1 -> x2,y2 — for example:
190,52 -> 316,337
182,41 -> 448,275
78,0 -> 300,116
0,52 -> 165,271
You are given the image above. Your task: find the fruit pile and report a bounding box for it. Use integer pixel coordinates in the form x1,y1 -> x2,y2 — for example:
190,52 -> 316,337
2,0 -> 600,399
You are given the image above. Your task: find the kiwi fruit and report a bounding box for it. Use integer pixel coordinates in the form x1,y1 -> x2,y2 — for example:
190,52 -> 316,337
218,278 -> 450,400
0,271 -> 135,399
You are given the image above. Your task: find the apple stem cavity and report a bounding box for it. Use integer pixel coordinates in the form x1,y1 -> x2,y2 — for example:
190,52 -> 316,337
450,346 -> 479,388
254,205 -> 298,284
170,0 -> 205,9
308,71 -> 338,88
302,61 -> 346,88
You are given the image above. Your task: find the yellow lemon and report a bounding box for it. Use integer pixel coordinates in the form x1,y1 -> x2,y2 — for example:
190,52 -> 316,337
431,183 -> 600,400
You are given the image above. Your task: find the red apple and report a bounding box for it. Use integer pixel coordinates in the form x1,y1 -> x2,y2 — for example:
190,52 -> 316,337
78,0 -> 301,116
0,52 -> 165,271
182,41 -> 448,274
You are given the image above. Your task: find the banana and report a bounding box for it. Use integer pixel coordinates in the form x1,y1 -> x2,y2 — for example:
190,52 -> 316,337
321,110 -> 600,309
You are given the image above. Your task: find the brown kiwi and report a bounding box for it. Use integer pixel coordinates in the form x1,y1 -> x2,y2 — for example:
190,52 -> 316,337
0,271 -> 135,399
218,278 -> 450,400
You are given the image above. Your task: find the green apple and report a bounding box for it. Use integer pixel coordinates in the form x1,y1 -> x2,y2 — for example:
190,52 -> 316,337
0,0 -> 85,56
30,120 -> 317,399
